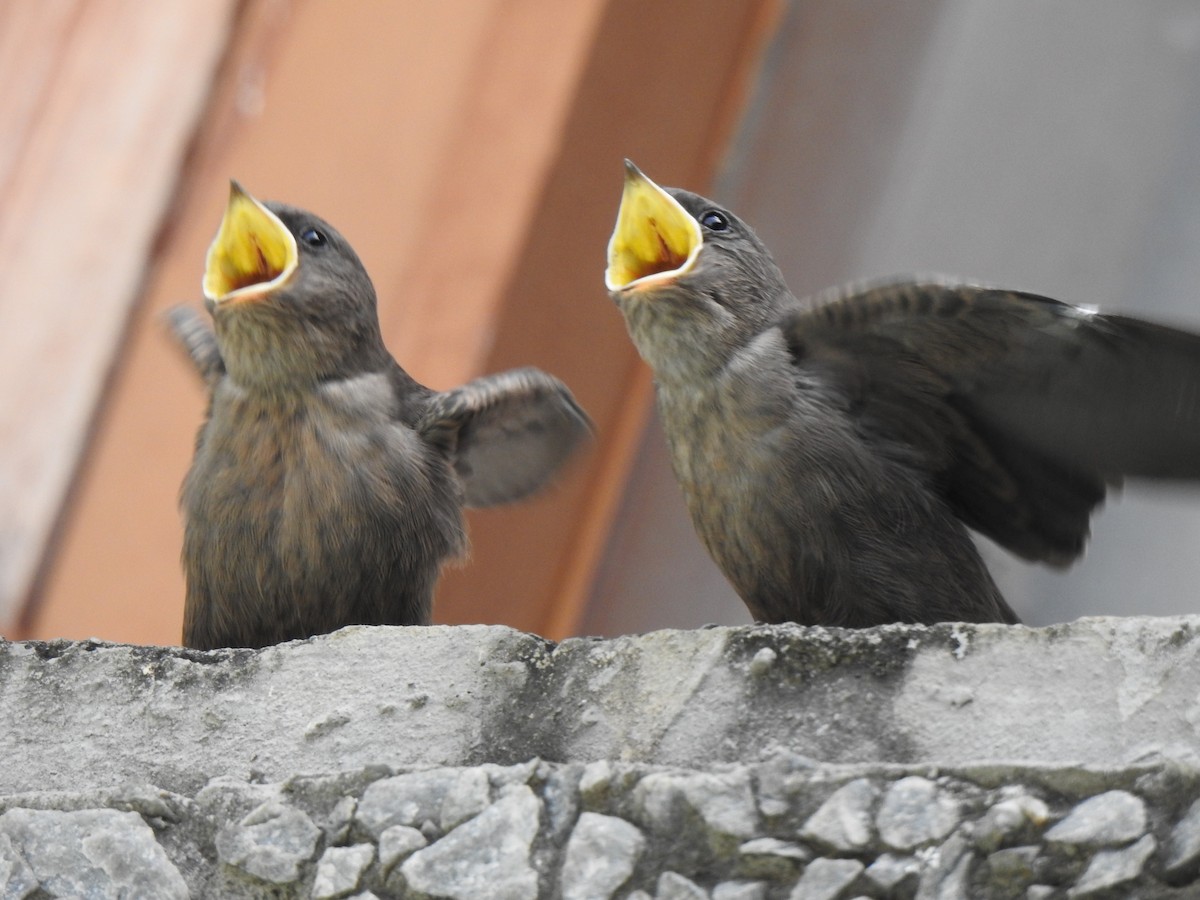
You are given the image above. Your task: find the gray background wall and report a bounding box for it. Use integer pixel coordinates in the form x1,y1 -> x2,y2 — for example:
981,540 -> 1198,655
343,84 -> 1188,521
586,0 -> 1200,633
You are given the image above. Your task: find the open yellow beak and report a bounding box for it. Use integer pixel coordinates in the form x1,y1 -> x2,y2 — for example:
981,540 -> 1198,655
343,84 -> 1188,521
202,181 -> 298,304
605,160 -> 702,292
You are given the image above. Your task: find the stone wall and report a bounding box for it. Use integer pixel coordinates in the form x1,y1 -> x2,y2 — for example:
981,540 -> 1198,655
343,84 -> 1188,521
2,618 -> 1200,897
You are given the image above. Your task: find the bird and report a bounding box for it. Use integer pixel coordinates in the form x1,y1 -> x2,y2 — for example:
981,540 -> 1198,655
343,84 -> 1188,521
605,160 -> 1200,628
170,182 -> 591,650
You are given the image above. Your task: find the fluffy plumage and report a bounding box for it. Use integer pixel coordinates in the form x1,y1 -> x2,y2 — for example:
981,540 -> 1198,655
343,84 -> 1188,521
173,186 -> 590,649
606,163 -> 1200,627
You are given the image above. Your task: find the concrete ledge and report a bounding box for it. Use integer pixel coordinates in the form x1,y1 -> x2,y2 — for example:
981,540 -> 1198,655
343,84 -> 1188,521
4,617 -> 1200,795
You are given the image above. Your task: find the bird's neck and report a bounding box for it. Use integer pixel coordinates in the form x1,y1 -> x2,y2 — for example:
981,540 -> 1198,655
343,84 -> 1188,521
216,317 -> 390,394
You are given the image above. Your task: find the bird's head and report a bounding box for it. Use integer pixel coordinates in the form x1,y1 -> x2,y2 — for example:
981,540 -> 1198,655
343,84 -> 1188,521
202,182 -> 386,389
605,161 -> 790,378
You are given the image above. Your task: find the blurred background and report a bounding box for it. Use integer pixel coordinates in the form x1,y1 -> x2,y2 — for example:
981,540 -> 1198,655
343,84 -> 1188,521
4,0 -> 1200,647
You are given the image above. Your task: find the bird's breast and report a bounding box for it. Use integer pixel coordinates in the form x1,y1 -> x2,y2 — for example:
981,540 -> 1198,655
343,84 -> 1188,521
184,376 -> 465,579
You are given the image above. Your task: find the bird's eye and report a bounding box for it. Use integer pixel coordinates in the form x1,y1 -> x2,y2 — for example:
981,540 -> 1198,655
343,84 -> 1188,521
700,210 -> 729,232
300,228 -> 327,247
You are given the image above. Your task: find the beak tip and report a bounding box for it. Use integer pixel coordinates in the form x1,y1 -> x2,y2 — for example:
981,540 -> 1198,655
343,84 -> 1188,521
623,159 -> 643,180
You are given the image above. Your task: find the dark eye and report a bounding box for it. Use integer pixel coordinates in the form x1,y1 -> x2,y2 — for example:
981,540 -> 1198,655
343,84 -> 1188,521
700,210 -> 729,232
300,228 -> 327,247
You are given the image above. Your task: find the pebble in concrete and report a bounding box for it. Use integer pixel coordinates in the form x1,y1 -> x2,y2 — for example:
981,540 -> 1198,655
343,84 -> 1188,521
656,870 -> 709,900
0,832 -> 38,899
972,794 -> 1050,853
788,858 -> 864,900
1162,795 -> 1200,879
876,776 -> 961,851
311,844 -> 374,900
214,801 -> 321,884
634,770 -> 760,843
736,837 -> 810,880
0,808 -> 189,899
440,767 -> 491,830
1044,790 -> 1146,847
914,832 -> 974,900
712,880 -> 767,900
559,811 -> 645,900
1068,833 -> 1156,897
400,785 -> 541,900
799,779 -> 879,852
355,769 -> 459,838
983,845 -> 1038,895
863,852 -> 920,895
377,824 -> 427,876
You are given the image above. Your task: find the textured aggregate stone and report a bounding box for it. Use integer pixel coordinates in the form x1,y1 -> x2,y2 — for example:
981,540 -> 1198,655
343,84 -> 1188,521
711,880 -> 767,900
0,832 -> 37,899
982,844 -> 1039,895
1068,833 -> 1156,897
355,769 -> 460,838
799,778 -> 879,852
215,800 -> 321,884
914,831 -> 974,900
972,793 -> 1050,853
736,837 -> 811,880
1044,790 -> 1146,847
1164,794 -> 1200,879
440,766 -> 491,830
634,770 -> 759,843
400,785 -> 540,900
0,807 -> 188,899
876,776 -> 961,850
656,870 -> 709,899
559,812 -> 645,900
863,851 -> 920,894
2,621 -> 1200,897
788,857 -> 864,900
311,843 -> 374,899
0,760 -> 1192,897
377,824 -> 426,875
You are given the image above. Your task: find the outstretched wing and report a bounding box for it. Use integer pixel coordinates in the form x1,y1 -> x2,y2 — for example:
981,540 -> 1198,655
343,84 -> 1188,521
418,367 -> 592,507
784,278 -> 1200,564
165,305 -> 224,385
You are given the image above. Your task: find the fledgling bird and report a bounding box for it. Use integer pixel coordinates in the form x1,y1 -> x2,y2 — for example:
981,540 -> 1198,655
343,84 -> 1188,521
171,182 -> 590,650
605,160 -> 1200,628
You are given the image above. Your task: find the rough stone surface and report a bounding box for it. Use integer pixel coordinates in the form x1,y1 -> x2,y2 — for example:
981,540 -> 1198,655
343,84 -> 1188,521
215,800 -> 322,884
6,618 -> 1200,795
657,870 -> 709,899
1069,833 -> 1156,897
0,807 -> 188,899
633,770 -> 759,843
312,843 -> 374,899
559,812 -> 644,900
0,621 -> 1199,896
1044,790 -> 1147,846
1164,794 -> 1200,879
788,857 -> 863,899
355,769 -> 461,838
876,776 -> 961,850
376,824 -> 426,875
0,757 -> 1192,896
800,778 -> 879,852
711,881 -> 767,900
972,793 -> 1050,853
863,852 -> 920,893
400,785 -> 541,900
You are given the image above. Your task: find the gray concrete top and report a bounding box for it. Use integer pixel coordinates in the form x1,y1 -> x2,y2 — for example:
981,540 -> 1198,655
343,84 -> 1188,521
3,616 -> 1199,794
